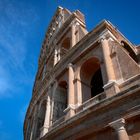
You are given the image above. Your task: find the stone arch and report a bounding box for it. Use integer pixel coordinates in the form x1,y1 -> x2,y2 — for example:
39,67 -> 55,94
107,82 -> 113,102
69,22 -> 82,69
52,80 -> 68,123
62,37 -> 71,49
38,97 -> 47,111
60,37 -> 71,57
121,41 -> 138,63
80,57 -> 104,103
76,54 -> 103,80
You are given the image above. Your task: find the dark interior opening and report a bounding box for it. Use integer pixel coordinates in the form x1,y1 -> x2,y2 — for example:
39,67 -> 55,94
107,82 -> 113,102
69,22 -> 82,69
91,68 -> 104,97
52,81 -> 68,123
36,102 -> 46,138
61,38 -> 70,57
121,41 -> 138,63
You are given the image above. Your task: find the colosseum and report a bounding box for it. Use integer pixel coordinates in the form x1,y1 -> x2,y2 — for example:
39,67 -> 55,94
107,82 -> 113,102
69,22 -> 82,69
24,6 -> 140,140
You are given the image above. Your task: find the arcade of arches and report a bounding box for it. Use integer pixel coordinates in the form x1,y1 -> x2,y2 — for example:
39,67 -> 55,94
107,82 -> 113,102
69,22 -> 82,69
36,57 -> 105,133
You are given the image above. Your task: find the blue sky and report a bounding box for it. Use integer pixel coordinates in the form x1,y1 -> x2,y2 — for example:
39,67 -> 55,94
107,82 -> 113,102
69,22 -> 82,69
0,0 -> 139,139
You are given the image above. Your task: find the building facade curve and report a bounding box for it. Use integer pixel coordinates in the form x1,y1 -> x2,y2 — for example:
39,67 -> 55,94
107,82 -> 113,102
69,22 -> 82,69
24,7 -> 140,140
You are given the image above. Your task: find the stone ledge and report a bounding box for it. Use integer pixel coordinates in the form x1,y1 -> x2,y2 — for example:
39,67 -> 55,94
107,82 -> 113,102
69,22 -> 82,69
41,85 -> 140,140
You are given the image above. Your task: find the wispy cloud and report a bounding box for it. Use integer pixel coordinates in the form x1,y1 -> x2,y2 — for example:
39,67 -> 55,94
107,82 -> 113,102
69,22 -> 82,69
0,0 -> 39,68
0,0 -> 39,97
0,65 -> 12,97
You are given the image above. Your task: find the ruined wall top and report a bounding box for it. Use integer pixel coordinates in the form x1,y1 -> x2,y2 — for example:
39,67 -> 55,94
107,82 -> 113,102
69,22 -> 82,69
38,6 -> 86,64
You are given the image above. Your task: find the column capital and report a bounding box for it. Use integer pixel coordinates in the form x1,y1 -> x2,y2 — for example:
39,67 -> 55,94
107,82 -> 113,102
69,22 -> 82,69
67,63 -> 73,68
99,35 -> 114,43
98,36 -> 106,43
71,20 -> 76,26
109,118 -> 125,131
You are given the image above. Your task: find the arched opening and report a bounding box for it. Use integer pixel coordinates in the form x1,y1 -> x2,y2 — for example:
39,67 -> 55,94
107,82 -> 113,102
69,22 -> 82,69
61,38 -> 70,57
36,101 -> 46,138
91,68 -> 104,97
121,41 -> 138,63
80,57 -> 104,103
52,81 -> 68,123
58,81 -> 68,109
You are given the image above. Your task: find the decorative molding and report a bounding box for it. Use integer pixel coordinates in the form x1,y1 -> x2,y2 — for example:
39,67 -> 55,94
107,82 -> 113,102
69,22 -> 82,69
109,118 -> 126,131
67,63 -> 73,68
103,80 -> 117,89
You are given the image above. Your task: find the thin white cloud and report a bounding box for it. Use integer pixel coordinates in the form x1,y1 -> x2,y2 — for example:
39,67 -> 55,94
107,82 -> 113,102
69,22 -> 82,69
0,0 -> 39,97
0,0 -> 39,69
0,65 -> 12,97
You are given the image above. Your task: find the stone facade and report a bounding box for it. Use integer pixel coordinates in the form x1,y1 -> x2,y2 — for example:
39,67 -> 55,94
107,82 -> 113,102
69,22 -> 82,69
24,6 -> 140,140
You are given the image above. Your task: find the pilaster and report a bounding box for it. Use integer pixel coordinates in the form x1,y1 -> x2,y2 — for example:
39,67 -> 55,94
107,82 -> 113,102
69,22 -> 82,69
100,37 -> 115,82
40,87 -> 51,138
54,49 -> 57,65
100,37 -> 120,96
73,78 -> 82,106
65,63 -> 76,118
71,21 -> 76,47
49,80 -> 57,126
109,118 -> 129,140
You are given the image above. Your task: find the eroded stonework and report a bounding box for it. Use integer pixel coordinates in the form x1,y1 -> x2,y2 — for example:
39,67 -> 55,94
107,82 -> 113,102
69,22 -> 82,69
24,6 -> 140,140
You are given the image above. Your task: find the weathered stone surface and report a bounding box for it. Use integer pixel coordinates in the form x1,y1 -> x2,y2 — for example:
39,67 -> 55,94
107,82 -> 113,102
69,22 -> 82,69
24,7 -> 140,140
